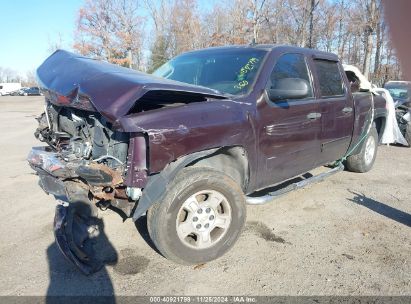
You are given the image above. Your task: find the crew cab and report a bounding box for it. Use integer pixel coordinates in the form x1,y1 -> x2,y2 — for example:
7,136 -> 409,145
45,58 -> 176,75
28,45 -> 386,274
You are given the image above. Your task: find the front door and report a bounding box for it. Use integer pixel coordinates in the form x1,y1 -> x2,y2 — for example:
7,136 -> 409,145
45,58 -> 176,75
256,53 -> 321,190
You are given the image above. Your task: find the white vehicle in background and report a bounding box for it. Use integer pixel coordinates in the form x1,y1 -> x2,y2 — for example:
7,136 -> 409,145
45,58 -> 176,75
0,83 -> 22,96
343,65 -> 409,146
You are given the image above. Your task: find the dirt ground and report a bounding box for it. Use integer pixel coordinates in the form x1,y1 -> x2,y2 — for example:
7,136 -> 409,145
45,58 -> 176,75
0,96 -> 410,297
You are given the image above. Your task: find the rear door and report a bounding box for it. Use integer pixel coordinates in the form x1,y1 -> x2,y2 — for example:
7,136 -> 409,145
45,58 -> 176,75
256,53 -> 321,189
311,59 -> 354,165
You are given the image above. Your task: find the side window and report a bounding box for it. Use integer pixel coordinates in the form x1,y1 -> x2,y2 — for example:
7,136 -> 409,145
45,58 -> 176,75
269,53 -> 313,98
314,60 -> 345,97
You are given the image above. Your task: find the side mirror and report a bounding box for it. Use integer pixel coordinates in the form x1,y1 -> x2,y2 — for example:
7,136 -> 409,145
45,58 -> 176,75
266,78 -> 310,102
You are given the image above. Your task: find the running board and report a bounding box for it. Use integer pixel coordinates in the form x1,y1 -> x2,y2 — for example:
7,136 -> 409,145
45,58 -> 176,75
245,163 -> 344,205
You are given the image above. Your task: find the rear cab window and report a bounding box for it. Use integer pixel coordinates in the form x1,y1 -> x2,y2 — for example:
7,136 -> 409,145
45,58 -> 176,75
314,60 -> 345,98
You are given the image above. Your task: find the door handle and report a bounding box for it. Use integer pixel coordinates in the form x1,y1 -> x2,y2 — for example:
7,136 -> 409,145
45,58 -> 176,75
307,112 -> 321,120
342,107 -> 353,114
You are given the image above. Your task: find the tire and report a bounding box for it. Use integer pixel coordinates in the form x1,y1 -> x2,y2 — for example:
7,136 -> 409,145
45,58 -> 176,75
346,126 -> 378,173
24,93 -> 28,96
147,167 -> 246,265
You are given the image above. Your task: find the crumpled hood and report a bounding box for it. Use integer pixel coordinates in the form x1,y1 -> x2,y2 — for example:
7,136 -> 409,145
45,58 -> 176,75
37,50 -> 227,122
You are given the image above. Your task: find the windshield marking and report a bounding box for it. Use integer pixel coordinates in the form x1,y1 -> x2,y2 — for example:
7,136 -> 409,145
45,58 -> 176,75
234,57 -> 260,90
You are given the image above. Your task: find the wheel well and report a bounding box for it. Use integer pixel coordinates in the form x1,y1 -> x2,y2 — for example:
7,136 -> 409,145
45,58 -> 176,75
374,116 -> 386,141
187,146 -> 249,192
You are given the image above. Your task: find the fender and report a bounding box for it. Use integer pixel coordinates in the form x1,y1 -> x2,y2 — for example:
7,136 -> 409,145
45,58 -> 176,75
118,98 -> 254,174
132,148 -> 218,220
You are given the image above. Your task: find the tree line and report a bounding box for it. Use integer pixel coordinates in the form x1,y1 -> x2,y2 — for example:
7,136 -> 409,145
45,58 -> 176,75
2,0 -> 401,86
0,67 -> 37,86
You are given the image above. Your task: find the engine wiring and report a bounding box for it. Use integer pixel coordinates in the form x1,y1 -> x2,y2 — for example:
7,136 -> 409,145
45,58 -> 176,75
92,155 -> 125,165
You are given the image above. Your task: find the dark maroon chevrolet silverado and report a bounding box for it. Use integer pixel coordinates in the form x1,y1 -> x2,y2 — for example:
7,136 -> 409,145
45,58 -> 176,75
28,45 -> 387,274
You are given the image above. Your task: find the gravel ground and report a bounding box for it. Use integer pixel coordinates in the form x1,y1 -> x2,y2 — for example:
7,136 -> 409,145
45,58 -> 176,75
0,96 -> 410,296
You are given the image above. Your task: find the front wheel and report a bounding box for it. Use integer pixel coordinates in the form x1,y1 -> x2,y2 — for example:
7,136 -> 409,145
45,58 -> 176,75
147,167 -> 246,265
346,126 -> 378,173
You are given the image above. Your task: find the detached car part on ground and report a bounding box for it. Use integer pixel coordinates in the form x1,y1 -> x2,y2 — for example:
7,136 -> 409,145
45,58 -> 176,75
28,47 -> 387,274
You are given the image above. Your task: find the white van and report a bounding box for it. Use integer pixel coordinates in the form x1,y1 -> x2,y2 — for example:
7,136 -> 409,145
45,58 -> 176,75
0,83 -> 22,96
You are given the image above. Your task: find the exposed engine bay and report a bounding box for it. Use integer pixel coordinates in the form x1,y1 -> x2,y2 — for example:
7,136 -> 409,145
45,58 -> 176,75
27,102 -> 142,274
36,102 -> 128,165
29,101 -> 138,218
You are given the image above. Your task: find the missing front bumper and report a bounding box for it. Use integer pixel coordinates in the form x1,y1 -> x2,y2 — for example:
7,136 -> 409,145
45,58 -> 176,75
28,148 -> 103,274
27,147 -> 72,196
28,147 -> 122,274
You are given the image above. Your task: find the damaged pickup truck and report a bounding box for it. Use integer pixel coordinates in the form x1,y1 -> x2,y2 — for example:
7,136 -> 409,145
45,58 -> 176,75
28,45 -> 387,274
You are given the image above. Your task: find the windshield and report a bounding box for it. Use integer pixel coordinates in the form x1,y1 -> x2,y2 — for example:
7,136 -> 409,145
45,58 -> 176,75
153,48 -> 267,95
384,83 -> 410,100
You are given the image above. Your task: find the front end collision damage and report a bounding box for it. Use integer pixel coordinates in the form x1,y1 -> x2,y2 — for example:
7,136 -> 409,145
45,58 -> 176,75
31,50 -> 255,274
28,145 -> 132,274
27,143 -> 245,274
36,50 -> 227,122
28,147 -> 129,206
36,50 -> 254,178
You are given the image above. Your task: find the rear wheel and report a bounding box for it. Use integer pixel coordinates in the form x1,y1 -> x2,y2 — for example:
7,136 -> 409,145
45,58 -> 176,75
346,126 -> 378,173
147,167 -> 246,265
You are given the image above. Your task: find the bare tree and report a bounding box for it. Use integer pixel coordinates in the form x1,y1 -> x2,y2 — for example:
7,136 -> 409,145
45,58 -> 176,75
73,0 -> 145,69
145,0 -> 172,71
249,0 -> 267,43
25,70 -> 38,86
0,67 -> 20,83
69,0 -> 401,82
306,0 -> 319,48
362,0 -> 379,78
47,32 -> 64,54
168,0 -> 202,56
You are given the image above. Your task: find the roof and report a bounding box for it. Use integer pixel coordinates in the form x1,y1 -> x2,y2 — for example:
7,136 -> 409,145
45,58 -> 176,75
180,44 -> 339,61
